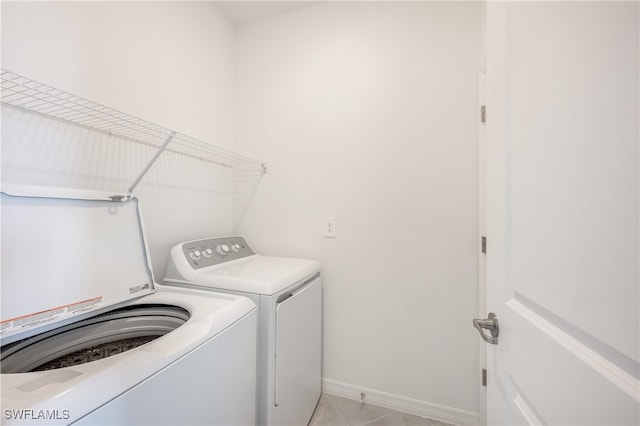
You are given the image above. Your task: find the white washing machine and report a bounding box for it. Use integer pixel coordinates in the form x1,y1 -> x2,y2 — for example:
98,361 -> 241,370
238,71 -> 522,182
0,186 -> 257,426
164,236 -> 322,426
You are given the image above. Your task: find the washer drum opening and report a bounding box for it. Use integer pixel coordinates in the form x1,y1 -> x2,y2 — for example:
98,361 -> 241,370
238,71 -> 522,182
1,304 -> 190,374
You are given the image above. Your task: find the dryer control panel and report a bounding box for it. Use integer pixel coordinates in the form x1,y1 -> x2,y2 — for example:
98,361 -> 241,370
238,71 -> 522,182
181,236 -> 255,269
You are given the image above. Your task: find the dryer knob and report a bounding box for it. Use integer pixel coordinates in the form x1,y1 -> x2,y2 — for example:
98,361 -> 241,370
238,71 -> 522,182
203,248 -> 213,258
231,243 -> 241,253
216,244 -> 230,256
189,250 -> 201,260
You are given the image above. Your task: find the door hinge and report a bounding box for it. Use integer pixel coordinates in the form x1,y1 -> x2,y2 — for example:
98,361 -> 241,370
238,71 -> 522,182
480,105 -> 486,123
481,236 -> 487,254
482,368 -> 487,386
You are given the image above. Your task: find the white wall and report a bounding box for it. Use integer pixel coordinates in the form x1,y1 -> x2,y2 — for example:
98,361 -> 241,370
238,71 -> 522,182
235,2 -> 483,420
1,1 -> 237,279
2,1 -> 485,420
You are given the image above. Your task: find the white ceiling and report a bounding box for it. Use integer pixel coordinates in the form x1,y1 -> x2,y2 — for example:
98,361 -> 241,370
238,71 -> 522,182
213,1 -> 322,26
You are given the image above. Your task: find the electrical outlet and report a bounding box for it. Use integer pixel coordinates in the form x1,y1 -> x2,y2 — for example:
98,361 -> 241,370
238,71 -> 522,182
324,217 -> 336,238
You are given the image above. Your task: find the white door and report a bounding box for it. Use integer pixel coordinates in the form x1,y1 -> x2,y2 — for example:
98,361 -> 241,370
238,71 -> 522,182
482,2 -> 639,425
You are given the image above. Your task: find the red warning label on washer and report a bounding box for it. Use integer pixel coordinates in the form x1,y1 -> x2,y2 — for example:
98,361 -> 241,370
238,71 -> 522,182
0,296 -> 103,336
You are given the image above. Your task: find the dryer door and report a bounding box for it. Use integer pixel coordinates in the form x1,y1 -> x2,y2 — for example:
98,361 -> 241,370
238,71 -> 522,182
274,276 -> 322,413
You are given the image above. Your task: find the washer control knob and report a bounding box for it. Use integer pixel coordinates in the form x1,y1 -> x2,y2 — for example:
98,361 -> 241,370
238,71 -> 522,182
202,248 -> 213,258
189,250 -> 201,261
231,243 -> 241,253
216,244 -> 230,256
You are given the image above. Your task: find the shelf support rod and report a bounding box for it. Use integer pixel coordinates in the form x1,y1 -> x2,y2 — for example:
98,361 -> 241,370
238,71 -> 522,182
128,131 -> 176,193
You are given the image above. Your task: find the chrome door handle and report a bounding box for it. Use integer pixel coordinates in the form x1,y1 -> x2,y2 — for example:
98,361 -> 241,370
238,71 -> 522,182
473,313 -> 499,345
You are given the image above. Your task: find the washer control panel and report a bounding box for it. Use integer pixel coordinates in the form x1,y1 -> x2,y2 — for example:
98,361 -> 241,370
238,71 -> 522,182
181,236 -> 255,269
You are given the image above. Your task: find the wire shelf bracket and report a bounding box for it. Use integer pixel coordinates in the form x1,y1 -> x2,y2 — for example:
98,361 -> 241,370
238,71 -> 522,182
128,131 -> 176,193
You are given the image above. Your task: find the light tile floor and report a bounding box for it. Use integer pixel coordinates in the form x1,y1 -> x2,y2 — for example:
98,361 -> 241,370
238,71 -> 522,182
309,394 -> 457,426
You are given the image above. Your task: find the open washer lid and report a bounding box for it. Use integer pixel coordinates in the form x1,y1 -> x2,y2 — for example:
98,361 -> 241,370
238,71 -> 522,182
1,185 -> 156,342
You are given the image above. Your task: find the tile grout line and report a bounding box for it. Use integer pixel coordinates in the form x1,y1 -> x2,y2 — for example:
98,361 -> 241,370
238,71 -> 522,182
331,394 -> 394,426
360,400 -> 394,426
325,394 -> 351,425
321,394 -> 451,426
363,410 -> 395,425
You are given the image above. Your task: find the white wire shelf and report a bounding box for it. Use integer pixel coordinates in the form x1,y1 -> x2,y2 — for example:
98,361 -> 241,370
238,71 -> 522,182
1,69 -> 266,192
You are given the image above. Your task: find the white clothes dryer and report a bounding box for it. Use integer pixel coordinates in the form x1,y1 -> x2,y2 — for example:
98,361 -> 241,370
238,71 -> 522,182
164,236 -> 322,426
1,186 -> 257,426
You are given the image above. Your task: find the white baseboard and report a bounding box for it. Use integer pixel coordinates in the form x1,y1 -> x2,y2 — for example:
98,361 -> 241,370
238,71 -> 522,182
321,378 -> 480,426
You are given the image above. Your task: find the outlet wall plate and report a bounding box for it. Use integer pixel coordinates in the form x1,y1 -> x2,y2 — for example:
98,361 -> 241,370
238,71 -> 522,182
324,216 -> 336,238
